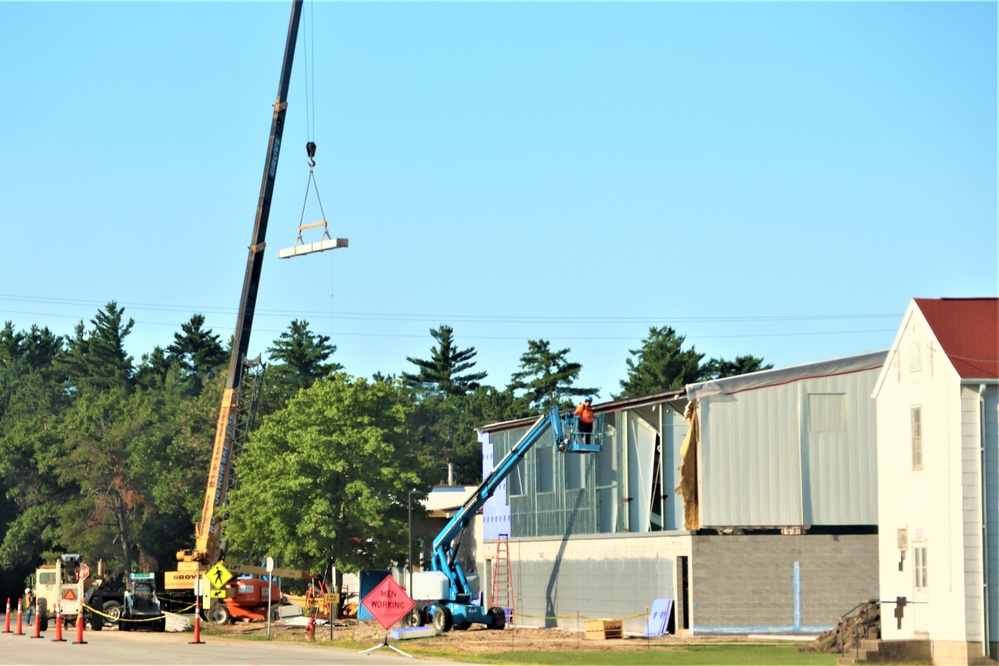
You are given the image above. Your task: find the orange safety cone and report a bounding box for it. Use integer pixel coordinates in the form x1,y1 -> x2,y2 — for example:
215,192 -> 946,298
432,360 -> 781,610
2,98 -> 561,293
52,603 -> 66,642
189,597 -> 204,644
30,598 -> 42,639
72,609 -> 86,645
14,599 -> 23,636
3,598 -> 11,633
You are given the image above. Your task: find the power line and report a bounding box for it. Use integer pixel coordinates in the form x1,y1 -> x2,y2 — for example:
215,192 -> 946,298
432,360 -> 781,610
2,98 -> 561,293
0,294 -> 903,326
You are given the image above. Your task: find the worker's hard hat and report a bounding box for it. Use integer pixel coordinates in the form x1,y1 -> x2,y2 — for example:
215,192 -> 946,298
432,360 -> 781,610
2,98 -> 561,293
585,396 -> 592,402
24,588 -> 30,595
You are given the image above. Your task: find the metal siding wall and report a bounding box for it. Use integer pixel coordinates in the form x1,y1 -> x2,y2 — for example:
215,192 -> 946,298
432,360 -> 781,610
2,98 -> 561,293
800,371 -> 879,524
700,388 -> 802,526
700,368 -> 879,527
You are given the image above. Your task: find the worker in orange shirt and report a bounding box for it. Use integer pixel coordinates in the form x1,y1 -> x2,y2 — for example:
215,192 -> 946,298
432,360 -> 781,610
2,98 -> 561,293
574,397 -> 595,444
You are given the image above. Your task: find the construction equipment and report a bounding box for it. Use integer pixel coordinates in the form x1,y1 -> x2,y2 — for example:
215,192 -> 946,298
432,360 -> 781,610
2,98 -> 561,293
420,407 -> 601,632
163,0 -> 313,623
283,576 -> 339,620
119,573 -> 166,632
32,554 -> 105,632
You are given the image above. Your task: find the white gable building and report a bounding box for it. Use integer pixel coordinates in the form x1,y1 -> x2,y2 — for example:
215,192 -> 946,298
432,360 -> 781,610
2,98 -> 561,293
873,297 -> 999,664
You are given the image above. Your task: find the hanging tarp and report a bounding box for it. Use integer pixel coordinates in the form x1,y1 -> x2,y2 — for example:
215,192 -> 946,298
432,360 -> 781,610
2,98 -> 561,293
675,400 -> 699,530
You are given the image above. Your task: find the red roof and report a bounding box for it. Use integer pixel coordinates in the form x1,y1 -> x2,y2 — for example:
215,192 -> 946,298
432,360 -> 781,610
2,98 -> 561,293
914,298 -> 999,379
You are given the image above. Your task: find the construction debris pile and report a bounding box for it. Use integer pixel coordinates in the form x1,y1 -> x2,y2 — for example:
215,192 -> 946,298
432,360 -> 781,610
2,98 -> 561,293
802,599 -> 880,654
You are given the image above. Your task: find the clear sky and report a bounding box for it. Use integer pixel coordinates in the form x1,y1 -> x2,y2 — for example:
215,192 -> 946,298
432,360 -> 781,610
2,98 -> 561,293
1,1 -> 996,400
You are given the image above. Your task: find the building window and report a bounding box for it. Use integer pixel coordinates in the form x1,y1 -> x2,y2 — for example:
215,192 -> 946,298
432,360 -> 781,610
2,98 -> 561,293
536,443 -> 554,493
908,342 -> 922,372
914,546 -> 928,589
911,406 -> 922,471
808,393 -> 846,432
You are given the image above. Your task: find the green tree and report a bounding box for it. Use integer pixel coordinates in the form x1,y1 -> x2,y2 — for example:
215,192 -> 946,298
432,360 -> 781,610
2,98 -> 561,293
224,374 -> 432,572
508,340 -> 597,411
0,363 -> 69,568
166,314 -> 227,389
617,326 -> 704,398
701,355 -> 773,380
408,386 -> 521,485
134,346 -> 175,390
60,302 -> 135,391
266,320 -> 341,396
403,325 -> 487,398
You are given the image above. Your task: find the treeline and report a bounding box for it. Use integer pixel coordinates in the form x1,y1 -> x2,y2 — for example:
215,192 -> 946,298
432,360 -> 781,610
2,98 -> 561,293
0,303 -> 769,581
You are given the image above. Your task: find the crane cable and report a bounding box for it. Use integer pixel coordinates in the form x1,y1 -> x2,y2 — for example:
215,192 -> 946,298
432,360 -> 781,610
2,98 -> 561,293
295,0 -> 330,239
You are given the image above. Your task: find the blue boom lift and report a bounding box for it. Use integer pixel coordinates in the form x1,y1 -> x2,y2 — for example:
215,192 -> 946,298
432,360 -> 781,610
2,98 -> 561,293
425,406 -> 602,632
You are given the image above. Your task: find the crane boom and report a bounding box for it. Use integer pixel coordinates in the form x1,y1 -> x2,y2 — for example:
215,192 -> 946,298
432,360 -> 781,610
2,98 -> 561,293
173,0 -> 304,573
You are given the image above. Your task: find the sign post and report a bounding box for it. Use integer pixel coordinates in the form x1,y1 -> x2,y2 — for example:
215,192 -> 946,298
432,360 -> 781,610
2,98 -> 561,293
265,557 -> 274,639
357,576 -> 415,657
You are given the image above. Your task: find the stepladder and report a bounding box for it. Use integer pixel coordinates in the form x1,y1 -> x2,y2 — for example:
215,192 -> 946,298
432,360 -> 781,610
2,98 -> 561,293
490,534 -> 514,626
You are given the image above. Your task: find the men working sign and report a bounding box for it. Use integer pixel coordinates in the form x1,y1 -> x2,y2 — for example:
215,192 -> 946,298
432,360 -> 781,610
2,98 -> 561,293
361,575 -> 414,630
358,576 -> 415,657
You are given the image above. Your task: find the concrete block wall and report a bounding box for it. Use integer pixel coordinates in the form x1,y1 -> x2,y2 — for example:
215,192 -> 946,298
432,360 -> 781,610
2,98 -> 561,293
690,533 -> 879,633
484,533 -> 692,635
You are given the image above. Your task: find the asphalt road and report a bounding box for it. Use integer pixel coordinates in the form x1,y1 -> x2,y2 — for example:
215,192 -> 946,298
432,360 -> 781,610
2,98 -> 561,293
0,626 -> 469,666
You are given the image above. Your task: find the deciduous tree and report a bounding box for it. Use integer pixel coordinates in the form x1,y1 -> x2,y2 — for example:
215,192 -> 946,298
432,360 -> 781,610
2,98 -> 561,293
224,374 -> 432,572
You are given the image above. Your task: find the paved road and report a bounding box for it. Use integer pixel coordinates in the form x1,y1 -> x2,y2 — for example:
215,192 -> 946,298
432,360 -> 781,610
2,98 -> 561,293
0,626 -> 469,665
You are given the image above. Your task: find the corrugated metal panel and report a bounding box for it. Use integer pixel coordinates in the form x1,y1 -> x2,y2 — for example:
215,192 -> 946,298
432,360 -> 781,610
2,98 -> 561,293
700,387 -> 803,526
699,365 -> 880,527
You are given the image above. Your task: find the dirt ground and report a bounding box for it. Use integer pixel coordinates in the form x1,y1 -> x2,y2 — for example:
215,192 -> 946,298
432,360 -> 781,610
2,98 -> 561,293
211,618 -> 809,656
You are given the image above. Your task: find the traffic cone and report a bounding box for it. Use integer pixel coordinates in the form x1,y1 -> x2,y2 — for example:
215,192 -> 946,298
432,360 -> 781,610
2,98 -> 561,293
52,603 -> 66,642
3,598 -> 11,633
14,600 -> 23,636
72,609 -> 86,645
30,598 -> 42,639
189,596 -> 204,644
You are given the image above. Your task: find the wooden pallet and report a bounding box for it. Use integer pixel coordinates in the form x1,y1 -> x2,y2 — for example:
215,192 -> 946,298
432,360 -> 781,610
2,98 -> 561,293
585,619 -> 623,640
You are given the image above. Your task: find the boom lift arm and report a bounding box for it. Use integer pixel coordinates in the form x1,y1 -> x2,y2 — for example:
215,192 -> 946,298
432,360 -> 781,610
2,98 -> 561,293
426,406 -> 600,631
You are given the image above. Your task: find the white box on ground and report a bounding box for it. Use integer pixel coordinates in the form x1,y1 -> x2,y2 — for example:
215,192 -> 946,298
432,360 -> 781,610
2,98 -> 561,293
391,626 -> 436,640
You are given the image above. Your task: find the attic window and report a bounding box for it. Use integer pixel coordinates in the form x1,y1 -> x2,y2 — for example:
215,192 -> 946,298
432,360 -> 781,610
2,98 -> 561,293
911,406 -> 923,471
908,342 -> 922,372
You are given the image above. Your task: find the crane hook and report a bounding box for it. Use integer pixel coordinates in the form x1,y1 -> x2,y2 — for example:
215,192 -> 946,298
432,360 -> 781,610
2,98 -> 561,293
306,141 -> 317,168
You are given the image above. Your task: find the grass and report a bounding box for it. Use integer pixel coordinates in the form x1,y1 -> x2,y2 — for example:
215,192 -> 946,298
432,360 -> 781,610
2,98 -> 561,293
440,645 -> 840,665
195,623 -> 844,665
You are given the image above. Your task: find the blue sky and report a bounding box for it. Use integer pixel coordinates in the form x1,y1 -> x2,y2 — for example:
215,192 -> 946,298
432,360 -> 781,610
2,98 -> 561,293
1,1 -> 996,399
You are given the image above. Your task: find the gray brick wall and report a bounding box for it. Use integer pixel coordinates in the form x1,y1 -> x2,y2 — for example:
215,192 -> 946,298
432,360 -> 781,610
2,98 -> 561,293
691,533 -> 879,631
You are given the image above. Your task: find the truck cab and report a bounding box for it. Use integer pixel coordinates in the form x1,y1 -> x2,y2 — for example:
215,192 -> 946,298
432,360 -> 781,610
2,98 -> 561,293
33,554 -> 104,632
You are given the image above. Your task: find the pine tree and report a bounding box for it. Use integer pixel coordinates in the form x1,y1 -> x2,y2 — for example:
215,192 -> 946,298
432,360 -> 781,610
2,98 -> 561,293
403,325 -> 487,398
617,326 -> 704,398
166,314 -> 227,389
266,319 -> 341,394
701,355 -> 773,380
508,339 -> 597,411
